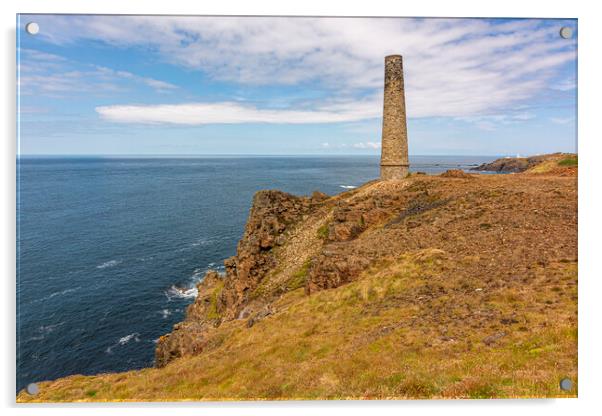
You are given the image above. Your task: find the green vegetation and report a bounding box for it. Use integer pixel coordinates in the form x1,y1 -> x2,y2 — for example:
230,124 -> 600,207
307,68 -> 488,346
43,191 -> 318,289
528,154 -> 578,173
558,156 -> 578,166
206,281 -> 224,320
287,259 -> 312,290
316,223 -> 329,239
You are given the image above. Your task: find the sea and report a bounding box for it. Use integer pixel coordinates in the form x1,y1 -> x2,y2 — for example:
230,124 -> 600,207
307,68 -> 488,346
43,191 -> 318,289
16,155 -> 497,391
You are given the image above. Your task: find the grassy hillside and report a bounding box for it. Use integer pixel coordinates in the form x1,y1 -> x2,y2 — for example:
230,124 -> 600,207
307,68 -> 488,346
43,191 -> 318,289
17,162 -> 578,402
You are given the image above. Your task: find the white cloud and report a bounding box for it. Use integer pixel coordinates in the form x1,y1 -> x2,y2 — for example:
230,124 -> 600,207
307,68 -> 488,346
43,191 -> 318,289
27,16 -> 576,121
550,117 -> 574,124
552,78 -> 577,91
317,141 -> 380,151
95,66 -> 178,92
18,48 -> 177,95
96,100 -> 381,124
351,142 -> 381,149
19,48 -> 67,64
455,112 -> 537,130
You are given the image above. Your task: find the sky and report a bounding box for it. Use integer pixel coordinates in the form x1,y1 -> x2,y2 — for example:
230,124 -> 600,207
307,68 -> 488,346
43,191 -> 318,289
17,15 -> 577,156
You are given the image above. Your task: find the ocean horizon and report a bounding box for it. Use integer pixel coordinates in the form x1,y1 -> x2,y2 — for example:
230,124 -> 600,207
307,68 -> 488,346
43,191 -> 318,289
18,154 -> 506,158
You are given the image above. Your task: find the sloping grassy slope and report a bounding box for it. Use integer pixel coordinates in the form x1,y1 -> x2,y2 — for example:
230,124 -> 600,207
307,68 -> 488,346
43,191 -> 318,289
18,248 -> 577,401
527,155 -> 578,175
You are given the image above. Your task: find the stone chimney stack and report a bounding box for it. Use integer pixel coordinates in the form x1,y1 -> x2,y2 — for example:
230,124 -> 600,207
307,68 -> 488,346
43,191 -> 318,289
380,55 -> 409,180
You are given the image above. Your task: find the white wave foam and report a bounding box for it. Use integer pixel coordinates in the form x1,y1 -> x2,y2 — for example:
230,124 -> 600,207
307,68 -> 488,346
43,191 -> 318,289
33,287 -> 80,303
177,238 -> 213,252
39,322 -> 64,333
28,335 -> 45,341
191,238 -> 213,247
119,332 -> 141,345
96,259 -> 122,269
164,262 -> 227,301
27,322 -> 65,342
165,285 -> 198,300
137,255 -> 156,262
164,266 -> 208,301
340,185 -> 357,189
160,309 -> 172,319
106,332 -> 141,354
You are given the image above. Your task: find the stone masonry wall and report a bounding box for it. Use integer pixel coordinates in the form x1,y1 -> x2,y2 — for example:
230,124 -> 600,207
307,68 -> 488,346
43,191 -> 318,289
380,55 -> 409,180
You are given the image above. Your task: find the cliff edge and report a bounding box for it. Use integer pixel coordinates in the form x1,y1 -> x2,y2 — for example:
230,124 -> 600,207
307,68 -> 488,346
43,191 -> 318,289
18,157 -> 578,401
471,153 -> 577,174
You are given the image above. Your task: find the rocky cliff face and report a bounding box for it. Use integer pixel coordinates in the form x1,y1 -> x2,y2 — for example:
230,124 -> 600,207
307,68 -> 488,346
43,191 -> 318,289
155,189 -> 328,367
155,171 -> 497,366
155,180 -> 439,367
471,153 -> 575,173
156,159 -> 578,368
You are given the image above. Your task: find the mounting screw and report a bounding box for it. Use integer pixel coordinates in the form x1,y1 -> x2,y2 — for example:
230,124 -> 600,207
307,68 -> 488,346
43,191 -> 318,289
559,378 -> 573,391
25,22 -> 39,35
26,383 -> 39,395
559,27 -> 573,39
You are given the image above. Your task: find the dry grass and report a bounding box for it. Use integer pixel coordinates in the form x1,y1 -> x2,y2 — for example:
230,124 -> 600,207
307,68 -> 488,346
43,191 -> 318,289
527,154 -> 578,174
17,248 -> 577,402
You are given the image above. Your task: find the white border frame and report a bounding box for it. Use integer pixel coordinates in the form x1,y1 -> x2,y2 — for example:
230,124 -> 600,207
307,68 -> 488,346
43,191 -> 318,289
2,1 -> 600,415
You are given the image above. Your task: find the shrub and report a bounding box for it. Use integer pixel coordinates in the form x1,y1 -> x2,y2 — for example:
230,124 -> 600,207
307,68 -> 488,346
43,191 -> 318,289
317,224 -> 329,239
558,156 -> 577,166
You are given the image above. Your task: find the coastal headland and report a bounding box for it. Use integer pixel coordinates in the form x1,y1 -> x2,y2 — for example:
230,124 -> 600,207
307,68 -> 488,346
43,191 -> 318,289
17,153 -> 577,401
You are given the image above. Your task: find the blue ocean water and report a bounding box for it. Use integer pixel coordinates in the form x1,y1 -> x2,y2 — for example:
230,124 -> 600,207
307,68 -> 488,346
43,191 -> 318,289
16,155 -> 495,390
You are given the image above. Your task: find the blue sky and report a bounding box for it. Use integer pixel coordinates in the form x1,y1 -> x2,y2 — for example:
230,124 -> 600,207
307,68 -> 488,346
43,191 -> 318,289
17,15 -> 577,156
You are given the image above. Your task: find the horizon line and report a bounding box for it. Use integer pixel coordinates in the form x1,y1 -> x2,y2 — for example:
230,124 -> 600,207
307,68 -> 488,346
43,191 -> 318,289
16,153 -> 520,158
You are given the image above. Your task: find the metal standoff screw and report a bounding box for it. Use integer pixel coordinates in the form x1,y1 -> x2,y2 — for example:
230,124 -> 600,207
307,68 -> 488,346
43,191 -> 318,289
25,22 -> 39,35
559,378 -> 573,391
26,383 -> 39,395
559,27 -> 573,39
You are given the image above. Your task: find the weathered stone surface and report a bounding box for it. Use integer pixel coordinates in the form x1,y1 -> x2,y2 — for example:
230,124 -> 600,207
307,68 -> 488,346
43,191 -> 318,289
310,191 -> 329,203
217,190 -> 313,320
246,305 -> 274,328
155,190 -> 315,366
470,153 -> 575,173
306,250 -> 370,293
380,55 -> 409,180
154,271 -> 223,368
440,169 -> 473,178
483,331 -> 507,346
